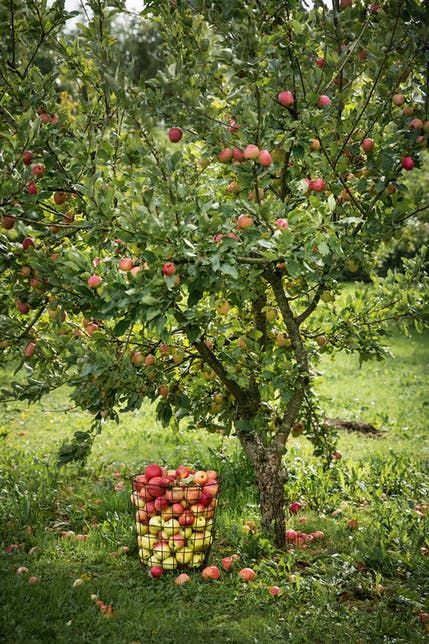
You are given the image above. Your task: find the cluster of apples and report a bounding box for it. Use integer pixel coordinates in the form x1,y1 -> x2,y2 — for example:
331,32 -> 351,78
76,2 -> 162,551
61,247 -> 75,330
286,528 -> 325,547
131,463 -> 220,570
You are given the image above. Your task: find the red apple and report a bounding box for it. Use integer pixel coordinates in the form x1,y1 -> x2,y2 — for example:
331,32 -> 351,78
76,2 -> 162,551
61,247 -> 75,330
203,481 -> 219,498
361,138 -> 374,152
22,237 -> 34,250
154,496 -> 169,512
53,191 -> 68,205
144,354 -> 156,366
232,147 -> 244,162
27,182 -> 38,194
268,585 -> 282,597
176,465 -> 191,479
258,150 -> 272,166
22,150 -> 33,165
392,93 -> 405,106
171,502 -> 185,516
309,139 -> 321,151
168,127 -> 183,143
178,511 -> 195,527
289,502 -> 303,514
409,118 -> 423,130
237,214 -> 253,229
286,529 -> 298,541
175,573 -> 191,585
221,556 -> 234,572
118,257 -> 134,271
28,576 -> 40,584
243,144 -> 260,160
87,275 -> 103,288
145,464 -> 163,480
24,341 -> 36,358
206,470 -> 218,481
162,262 -> 176,276
131,351 -> 144,365
339,0 -> 352,7
147,476 -> 167,498
193,471 -> 209,486
238,568 -> 256,582
228,119 -> 240,133
149,566 -> 164,578
310,178 -> 325,192
315,57 -> 326,68
16,300 -> 30,314
133,474 -> 147,492
402,156 -> 415,171
201,565 -> 220,581
31,163 -> 45,177
275,218 -> 288,230
159,384 -> 169,398
38,111 -> 51,124
278,91 -> 294,107
318,95 -> 331,108
218,147 -> 233,163
1,215 -> 15,230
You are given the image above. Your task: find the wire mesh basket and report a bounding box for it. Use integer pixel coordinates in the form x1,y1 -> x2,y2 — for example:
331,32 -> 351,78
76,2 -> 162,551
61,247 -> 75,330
131,467 -> 221,571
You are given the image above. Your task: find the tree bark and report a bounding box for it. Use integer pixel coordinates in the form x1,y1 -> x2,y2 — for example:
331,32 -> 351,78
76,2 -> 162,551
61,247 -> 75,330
238,433 -> 287,548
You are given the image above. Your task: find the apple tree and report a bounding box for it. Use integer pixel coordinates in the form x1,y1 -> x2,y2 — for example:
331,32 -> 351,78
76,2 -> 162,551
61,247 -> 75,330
1,0 -> 428,546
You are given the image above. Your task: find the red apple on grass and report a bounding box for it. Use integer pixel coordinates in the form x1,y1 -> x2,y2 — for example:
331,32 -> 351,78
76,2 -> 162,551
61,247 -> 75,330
175,573 -> 191,585
149,565 -> 164,578
268,585 -> 282,597
201,566 -> 220,581
238,568 -> 256,582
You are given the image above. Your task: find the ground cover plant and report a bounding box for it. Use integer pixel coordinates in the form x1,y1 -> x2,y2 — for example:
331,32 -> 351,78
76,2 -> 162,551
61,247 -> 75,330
1,0 -> 429,549
0,329 -> 428,642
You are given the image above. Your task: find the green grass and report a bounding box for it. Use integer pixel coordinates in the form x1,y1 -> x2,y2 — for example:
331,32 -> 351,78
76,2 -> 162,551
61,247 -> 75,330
0,330 -> 428,643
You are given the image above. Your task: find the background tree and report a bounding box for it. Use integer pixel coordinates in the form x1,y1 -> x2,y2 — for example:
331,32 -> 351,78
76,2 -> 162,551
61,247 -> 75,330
0,0 -> 428,547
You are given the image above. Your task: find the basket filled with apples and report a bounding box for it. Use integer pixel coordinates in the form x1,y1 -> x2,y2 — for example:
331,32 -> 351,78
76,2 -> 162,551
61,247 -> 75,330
131,463 -> 220,571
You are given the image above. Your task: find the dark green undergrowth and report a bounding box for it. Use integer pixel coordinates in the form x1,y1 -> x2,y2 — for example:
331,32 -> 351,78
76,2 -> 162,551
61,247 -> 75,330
0,330 -> 428,642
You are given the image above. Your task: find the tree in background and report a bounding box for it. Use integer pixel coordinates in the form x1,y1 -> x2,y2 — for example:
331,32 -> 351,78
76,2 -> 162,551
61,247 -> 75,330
1,0 -> 428,546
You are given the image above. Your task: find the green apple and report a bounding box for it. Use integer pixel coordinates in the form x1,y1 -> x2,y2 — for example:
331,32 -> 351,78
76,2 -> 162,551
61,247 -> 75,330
136,522 -> 149,536
162,518 -> 180,536
193,515 -> 206,530
139,548 -> 151,561
175,548 -> 193,565
149,516 -> 163,534
179,527 -> 193,539
187,531 -> 209,552
140,534 -> 158,550
190,552 -> 204,567
162,556 -> 178,570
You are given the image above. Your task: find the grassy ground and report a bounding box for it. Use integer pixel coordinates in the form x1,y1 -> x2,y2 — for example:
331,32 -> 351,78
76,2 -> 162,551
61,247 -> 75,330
0,330 -> 428,643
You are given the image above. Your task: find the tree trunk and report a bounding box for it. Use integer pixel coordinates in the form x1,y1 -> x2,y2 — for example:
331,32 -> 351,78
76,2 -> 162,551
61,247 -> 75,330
238,433 -> 287,548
